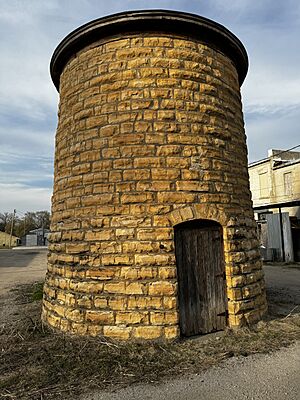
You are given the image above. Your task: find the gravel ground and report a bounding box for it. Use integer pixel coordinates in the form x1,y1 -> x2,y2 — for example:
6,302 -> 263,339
82,343 -> 300,400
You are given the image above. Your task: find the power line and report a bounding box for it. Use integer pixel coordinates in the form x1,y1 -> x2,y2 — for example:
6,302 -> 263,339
269,144 -> 300,158
248,144 -> 300,166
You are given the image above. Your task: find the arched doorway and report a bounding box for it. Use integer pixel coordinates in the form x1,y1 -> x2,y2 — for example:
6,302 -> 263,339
174,219 -> 227,336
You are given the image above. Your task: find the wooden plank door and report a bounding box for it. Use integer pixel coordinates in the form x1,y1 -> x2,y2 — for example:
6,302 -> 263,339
174,220 -> 227,336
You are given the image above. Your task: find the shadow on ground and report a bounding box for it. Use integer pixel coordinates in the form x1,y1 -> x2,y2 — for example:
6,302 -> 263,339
0,249 -> 47,269
263,264 -> 300,319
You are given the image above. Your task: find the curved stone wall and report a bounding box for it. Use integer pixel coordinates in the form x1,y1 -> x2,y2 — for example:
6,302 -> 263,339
43,11 -> 267,340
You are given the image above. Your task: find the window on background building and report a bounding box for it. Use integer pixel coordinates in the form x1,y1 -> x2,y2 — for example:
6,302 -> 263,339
259,172 -> 268,198
284,172 -> 292,196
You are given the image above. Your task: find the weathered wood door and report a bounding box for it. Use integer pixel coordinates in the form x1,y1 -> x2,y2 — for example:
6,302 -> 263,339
174,220 -> 227,336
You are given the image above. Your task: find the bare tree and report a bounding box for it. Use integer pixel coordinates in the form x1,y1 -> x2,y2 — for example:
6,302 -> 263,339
0,212 -> 12,233
0,211 -> 51,237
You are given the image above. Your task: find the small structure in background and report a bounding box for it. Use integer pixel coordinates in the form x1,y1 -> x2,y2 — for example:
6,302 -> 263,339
22,228 -> 50,247
0,231 -> 20,247
249,148 -> 300,262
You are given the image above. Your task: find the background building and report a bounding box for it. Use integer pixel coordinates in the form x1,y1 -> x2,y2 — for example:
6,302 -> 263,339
249,148 -> 300,261
22,228 -> 50,247
0,231 -> 20,247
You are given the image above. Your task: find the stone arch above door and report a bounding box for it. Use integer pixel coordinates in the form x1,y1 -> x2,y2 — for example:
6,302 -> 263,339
168,205 -> 230,232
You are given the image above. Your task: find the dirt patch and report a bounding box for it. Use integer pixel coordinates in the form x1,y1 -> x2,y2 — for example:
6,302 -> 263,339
0,282 -> 299,400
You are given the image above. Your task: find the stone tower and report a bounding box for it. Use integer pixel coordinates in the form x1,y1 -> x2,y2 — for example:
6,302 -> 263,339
43,10 -> 267,340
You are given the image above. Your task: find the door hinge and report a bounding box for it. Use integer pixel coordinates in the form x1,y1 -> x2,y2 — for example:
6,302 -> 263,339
217,310 -> 228,317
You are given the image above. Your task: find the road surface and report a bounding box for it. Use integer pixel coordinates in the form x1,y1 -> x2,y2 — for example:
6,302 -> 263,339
0,248 -> 47,293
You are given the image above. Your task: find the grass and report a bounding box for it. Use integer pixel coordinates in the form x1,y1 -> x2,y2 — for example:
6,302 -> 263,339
10,281 -> 44,302
0,283 -> 299,400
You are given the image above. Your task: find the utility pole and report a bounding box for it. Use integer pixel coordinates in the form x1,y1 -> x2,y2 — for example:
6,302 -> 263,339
41,216 -> 44,246
9,209 -> 16,248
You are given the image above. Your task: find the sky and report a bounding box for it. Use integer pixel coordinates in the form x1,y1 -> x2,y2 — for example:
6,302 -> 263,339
0,0 -> 299,213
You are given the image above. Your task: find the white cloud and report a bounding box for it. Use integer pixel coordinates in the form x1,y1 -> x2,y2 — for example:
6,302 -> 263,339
245,105 -> 300,162
0,184 -> 51,213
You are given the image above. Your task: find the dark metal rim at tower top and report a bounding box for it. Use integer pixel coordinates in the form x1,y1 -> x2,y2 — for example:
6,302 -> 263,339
50,9 -> 248,90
